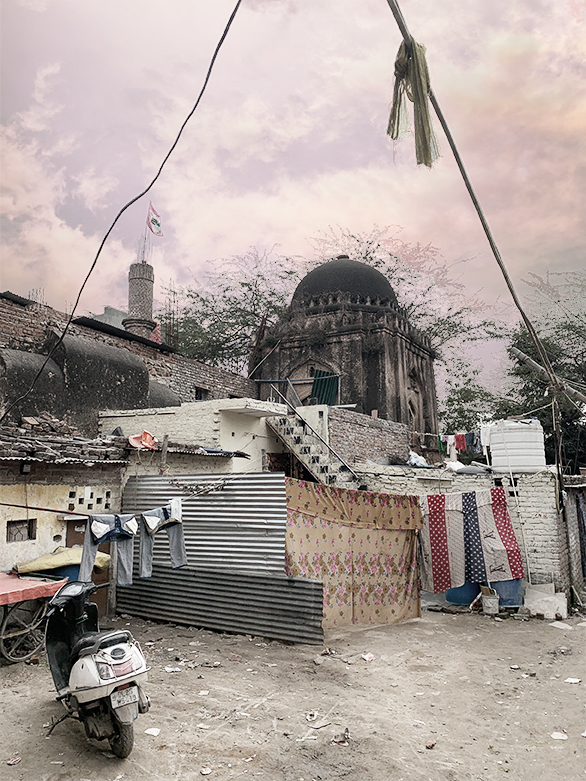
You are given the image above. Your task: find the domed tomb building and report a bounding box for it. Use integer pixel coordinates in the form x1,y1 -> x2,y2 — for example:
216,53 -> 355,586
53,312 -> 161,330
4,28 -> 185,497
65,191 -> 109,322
252,256 -> 438,436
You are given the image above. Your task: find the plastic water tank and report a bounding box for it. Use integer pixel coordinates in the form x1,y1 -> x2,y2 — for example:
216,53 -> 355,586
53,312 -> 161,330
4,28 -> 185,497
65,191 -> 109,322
489,418 -> 546,473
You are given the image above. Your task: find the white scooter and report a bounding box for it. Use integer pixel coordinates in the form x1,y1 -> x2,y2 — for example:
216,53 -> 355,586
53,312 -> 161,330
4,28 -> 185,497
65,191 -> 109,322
45,581 -> 150,757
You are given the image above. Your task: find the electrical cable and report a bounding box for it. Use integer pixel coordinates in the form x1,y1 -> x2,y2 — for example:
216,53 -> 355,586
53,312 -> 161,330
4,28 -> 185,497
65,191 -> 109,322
0,0 -> 243,426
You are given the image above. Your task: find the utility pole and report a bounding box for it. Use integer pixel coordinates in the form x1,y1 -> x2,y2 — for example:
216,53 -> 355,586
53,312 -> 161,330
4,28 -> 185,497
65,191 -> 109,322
510,347 -> 586,405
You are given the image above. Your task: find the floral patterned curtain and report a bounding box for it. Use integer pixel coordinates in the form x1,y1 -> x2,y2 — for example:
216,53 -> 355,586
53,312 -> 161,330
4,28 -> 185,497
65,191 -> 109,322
285,479 -> 423,628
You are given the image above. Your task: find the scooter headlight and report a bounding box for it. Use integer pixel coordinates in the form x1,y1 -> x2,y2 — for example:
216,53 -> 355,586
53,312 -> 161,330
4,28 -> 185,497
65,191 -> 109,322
96,662 -> 115,680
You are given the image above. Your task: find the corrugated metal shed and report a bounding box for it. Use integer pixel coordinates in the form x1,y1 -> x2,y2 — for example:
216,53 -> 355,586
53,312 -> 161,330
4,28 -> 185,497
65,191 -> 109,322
311,370 -> 339,405
122,472 -> 288,572
117,566 -> 324,645
118,471 -> 324,643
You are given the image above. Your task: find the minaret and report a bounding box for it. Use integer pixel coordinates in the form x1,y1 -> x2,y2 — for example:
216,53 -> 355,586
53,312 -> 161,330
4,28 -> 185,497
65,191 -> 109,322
122,260 -> 156,339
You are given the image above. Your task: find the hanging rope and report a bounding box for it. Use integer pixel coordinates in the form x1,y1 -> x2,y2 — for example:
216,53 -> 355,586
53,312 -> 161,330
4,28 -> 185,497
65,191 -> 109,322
387,39 -> 440,168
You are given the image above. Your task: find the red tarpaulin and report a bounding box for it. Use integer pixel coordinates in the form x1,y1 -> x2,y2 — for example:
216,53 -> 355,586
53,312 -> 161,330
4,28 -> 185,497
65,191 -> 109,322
0,573 -> 67,606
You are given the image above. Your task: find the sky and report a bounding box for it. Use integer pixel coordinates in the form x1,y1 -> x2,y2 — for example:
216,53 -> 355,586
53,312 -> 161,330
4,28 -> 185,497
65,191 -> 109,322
1,0 -> 585,325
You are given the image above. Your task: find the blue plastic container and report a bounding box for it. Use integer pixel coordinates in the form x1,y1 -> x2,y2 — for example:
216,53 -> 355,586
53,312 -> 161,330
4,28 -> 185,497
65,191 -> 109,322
445,579 -> 523,608
445,581 -> 481,605
491,578 -> 523,608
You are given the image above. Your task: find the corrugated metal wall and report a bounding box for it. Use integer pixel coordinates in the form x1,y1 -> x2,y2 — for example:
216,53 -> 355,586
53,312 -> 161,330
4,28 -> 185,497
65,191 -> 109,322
117,566 -> 324,645
118,472 -> 324,644
122,472 -> 288,572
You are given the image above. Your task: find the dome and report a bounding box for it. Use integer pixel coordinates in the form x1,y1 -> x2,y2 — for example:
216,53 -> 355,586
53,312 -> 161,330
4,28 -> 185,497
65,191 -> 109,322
292,256 -> 397,307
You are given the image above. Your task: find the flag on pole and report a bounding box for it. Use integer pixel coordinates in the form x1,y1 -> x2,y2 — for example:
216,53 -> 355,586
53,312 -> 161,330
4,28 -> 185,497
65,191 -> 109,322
147,202 -> 164,237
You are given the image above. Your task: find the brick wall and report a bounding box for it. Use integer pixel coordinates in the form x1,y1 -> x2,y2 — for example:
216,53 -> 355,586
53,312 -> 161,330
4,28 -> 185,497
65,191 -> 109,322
0,296 -> 258,402
0,460 -> 124,489
351,463 -> 573,591
327,407 -> 410,464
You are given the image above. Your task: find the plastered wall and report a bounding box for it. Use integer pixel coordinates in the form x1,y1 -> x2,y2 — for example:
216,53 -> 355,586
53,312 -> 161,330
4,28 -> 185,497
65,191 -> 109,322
0,462 -> 123,571
100,399 -> 287,477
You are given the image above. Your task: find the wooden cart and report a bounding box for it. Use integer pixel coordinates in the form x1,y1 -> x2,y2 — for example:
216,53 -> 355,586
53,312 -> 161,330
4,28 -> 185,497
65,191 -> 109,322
0,573 -> 67,663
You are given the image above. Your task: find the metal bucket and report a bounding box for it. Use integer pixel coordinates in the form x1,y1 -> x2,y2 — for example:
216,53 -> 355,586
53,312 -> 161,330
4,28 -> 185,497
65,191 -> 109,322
482,593 -> 499,615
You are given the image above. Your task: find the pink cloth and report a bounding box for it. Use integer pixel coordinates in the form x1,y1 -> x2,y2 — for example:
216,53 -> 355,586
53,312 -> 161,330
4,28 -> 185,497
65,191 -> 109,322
0,573 -> 67,606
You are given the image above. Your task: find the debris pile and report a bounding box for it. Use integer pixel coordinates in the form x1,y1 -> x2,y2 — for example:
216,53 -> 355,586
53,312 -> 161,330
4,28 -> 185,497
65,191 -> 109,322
0,414 -> 128,463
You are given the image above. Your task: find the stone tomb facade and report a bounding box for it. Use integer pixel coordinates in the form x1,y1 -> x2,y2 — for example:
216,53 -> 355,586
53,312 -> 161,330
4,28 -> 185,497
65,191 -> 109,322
255,256 -> 438,438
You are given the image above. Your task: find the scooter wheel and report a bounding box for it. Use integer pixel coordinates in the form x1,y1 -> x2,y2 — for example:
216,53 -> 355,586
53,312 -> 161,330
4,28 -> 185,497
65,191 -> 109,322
109,723 -> 134,758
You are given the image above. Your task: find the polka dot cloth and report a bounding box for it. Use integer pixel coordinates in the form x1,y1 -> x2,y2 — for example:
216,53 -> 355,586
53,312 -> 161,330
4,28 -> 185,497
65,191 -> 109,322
463,492 -> 487,582
490,487 -> 524,579
424,494 -> 452,593
420,488 -> 525,592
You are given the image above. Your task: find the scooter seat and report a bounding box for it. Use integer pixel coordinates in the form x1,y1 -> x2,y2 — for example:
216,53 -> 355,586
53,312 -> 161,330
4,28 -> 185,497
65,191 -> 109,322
70,630 -> 132,663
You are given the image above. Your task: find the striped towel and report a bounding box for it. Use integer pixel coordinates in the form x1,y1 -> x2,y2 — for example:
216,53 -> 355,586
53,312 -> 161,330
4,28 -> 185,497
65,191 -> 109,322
419,487 -> 524,593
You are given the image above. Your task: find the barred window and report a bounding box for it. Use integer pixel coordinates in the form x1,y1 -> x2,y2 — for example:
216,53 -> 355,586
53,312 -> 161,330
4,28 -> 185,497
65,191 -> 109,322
6,518 -> 37,543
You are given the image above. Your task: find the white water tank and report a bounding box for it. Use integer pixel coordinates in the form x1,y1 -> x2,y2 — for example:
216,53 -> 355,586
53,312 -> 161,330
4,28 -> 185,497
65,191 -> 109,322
489,419 -> 546,473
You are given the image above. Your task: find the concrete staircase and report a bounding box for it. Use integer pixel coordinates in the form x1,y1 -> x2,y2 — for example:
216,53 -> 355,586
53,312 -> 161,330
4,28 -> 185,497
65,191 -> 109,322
266,414 -> 360,488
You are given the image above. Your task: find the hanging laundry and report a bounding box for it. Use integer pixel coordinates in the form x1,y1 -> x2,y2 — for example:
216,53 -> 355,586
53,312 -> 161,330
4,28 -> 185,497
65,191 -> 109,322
454,433 -> 467,451
464,432 -> 475,453
445,435 -> 457,461
480,424 -> 493,457
419,487 -> 524,593
472,430 -> 482,454
139,499 -> 187,579
79,514 -> 138,585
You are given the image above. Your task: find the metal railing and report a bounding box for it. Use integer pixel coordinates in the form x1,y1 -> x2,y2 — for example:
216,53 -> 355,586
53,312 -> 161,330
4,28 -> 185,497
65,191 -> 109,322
269,384 -> 360,482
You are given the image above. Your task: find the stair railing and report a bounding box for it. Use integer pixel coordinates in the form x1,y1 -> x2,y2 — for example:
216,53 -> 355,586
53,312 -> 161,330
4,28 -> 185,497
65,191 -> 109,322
269,384 -> 360,482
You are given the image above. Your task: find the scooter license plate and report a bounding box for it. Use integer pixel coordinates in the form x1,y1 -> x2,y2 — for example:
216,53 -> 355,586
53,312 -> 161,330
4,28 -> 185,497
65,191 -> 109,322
111,686 -> 139,708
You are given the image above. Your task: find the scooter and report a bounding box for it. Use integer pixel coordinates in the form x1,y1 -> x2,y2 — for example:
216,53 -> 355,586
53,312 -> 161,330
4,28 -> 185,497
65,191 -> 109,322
45,580 -> 150,758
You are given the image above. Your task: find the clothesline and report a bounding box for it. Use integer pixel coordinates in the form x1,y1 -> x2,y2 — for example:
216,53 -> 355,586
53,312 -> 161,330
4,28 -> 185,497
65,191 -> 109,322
413,404 -> 552,441
0,501 -> 87,516
411,430 -> 484,459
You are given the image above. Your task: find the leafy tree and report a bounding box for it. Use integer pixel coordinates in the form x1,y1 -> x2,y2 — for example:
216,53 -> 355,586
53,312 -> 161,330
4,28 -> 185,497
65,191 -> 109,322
493,328 -> 585,472
438,359 -> 499,434
492,271 -> 586,473
159,247 -> 302,374
434,270 -> 585,472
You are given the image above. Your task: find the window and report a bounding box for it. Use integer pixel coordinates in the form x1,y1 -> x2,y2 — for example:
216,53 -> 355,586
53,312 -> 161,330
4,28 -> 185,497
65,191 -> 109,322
6,519 -> 37,543
195,387 -> 209,401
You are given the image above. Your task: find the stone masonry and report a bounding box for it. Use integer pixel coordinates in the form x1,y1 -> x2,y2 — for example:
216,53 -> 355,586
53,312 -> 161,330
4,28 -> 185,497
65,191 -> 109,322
0,294 -> 258,404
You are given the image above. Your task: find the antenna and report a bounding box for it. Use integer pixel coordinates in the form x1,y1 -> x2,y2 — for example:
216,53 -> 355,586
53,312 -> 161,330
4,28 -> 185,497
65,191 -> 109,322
136,228 -> 153,265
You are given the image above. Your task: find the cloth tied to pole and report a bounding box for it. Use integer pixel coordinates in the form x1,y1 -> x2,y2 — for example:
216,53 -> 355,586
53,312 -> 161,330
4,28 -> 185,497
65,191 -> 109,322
387,39 -> 440,168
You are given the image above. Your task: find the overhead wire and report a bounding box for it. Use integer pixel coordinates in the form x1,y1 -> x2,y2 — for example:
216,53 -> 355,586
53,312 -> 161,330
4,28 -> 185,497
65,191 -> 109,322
0,0 -> 243,426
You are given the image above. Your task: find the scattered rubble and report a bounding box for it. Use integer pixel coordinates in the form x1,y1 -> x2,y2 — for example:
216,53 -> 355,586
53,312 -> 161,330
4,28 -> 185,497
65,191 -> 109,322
0,415 -> 128,463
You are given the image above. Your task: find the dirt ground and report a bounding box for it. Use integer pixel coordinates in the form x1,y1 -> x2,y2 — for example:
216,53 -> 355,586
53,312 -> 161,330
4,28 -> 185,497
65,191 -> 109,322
1,603 -> 585,781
